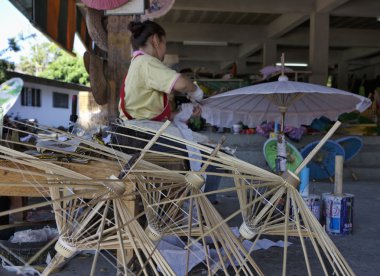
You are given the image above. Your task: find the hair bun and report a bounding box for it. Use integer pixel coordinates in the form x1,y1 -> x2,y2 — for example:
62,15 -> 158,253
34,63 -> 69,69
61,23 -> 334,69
128,21 -> 144,38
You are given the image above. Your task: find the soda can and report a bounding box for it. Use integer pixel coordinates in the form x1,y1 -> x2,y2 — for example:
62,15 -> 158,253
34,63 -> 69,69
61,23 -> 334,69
302,194 -> 321,221
322,193 -> 354,235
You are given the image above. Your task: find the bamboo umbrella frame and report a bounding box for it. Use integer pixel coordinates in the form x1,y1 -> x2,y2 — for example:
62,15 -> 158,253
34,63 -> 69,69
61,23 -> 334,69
0,120 -> 355,275
0,123 -> 258,274
116,121 -> 355,275
0,123 -> 179,275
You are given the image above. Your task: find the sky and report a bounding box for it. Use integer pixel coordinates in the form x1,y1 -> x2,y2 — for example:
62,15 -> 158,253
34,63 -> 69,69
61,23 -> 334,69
0,0 -> 85,63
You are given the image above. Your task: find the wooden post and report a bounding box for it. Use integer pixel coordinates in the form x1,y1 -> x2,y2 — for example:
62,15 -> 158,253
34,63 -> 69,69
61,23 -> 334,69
107,15 -> 132,123
334,155 -> 344,195
106,15 -> 135,270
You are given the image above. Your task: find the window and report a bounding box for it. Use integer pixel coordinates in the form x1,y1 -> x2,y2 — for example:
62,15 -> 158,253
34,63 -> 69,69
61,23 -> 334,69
53,92 -> 69,108
21,87 -> 41,107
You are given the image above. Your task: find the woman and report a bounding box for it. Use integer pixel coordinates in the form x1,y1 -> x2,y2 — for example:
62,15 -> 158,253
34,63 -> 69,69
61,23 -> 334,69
115,20 -> 203,158
119,20 -> 202,122
117,20 -> 222,204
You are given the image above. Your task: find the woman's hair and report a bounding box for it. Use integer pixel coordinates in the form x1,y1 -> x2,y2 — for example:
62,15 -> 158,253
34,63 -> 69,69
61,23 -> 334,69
128,20 -> 166,50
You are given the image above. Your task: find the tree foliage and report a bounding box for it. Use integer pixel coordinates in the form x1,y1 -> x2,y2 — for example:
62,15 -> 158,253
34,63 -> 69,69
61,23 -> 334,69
19,42 -> 62,75
0,34 -> 29,83
18,42 -> 89,86
38,50 -> 89,86
0,60 -> 15,83
0,33 -> 38,83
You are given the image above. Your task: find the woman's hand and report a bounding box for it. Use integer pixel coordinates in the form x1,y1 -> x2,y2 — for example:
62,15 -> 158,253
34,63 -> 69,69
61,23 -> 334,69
192,105 -> 202,117
187,84 -> 204,103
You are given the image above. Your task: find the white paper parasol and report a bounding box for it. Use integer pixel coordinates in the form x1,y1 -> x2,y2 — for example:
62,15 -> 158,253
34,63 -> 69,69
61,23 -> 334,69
201,76 -> 371,129
201,74 -> 371,173
260,65 -> 293,80
81,0 -> 129,10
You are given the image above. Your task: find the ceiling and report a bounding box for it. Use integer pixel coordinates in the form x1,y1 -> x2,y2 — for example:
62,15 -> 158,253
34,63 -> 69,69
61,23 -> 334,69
153,0 -> 380,77
8,0 -> 380,81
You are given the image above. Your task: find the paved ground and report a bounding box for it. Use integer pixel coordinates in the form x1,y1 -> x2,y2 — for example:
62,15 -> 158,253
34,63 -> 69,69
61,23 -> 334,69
1,179 -> 379,276
215,180 -> 380,275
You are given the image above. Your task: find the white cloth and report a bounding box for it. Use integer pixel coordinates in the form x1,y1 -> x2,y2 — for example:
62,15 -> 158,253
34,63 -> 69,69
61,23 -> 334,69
156,228 -> 291,275
122,119 -> 208,144
187,83 -> 204,103
173,103 -> 204,174
157,236 -> 206,275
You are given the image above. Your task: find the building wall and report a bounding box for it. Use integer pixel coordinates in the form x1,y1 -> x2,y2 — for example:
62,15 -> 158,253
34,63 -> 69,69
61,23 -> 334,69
8,80 -> 80,128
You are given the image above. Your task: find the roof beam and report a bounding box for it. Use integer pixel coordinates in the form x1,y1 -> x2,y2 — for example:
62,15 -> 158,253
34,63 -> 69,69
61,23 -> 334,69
348,55 -> 380,72
172,0 -> 313,14
178,61 -> 221,72
166,44 -> 239,61
332,0 -> 380,17
161,23 -> 266,44
266,13 -> 309,38
342,48 -> 380,61
237,13 -> 309,59
315,0 -> 350,13
278,28 -> 380,48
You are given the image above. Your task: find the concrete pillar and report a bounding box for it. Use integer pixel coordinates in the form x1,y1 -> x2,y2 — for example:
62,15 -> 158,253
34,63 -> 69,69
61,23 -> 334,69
309,12 -> 329,85
263,39 -> 277,67
338,60 -> 348,90
236,58 -> 248,75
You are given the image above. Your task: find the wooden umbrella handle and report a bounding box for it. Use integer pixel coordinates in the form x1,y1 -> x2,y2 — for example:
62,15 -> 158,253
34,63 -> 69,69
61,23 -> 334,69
295,121 -> 341,175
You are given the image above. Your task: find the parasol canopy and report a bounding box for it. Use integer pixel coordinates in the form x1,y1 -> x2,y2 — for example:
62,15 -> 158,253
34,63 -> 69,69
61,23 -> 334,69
336,136 -> 363,162
81,0 -> 130,10
263,138 -> 303,173
260,65 -> 293,80
0,78 -> 23,115
142,0 -> 176,20
301,140 -> 345,180
201,76 -> 372,128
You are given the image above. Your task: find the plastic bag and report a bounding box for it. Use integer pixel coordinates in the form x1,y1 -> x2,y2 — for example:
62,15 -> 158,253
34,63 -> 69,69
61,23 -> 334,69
9,226 -> 58,243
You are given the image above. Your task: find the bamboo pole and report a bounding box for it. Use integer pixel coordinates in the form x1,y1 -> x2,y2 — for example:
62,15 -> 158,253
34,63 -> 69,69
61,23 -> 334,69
295,121 -> 341,175
90,200 -> 111,276
334,155 -> 344,195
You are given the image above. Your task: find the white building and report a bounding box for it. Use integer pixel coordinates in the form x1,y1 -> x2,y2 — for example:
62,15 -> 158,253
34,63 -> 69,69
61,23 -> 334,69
7,71 -> 92,128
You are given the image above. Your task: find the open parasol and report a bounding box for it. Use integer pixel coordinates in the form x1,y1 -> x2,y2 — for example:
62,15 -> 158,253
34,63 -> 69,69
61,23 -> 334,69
201,76 -> 371,130
263,138 -> 303,173
0,78 -> 23,139
142,0 -> 176,20
201,56 -> 371,172
336,136 -> 363,162
301,140 -> 345,181
260,65 -> 293,80
81,0 -> 130,10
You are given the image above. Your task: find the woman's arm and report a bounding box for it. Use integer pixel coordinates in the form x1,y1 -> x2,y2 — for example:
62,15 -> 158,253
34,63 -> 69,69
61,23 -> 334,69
172,75 -> 196,93
173,75 -> 203,102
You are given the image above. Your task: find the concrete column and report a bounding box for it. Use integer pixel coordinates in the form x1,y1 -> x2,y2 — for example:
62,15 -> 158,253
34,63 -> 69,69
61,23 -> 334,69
236,58 -> 248,75
263,39 -> 277,67
309,12 -> 329,85
338,60 -> 348,90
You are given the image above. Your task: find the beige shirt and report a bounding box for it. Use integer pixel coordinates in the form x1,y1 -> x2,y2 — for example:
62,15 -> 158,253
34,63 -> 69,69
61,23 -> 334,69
119,51 -> 180,120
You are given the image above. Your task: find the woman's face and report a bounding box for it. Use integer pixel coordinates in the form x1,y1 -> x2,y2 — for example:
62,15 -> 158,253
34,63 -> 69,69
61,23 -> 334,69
153,34 -> 167,61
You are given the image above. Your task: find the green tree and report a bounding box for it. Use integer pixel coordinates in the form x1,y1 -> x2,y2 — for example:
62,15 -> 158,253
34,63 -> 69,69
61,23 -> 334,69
18,41 -> 89,86
0,34 -> 35,82
38,51 -> 89,85
0,60 -> 15,83
18,42 -> 62,75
